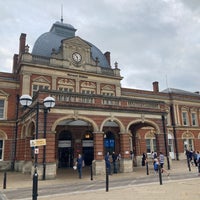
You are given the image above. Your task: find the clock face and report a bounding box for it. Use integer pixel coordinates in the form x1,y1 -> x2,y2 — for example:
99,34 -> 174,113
72,52 -> 82,63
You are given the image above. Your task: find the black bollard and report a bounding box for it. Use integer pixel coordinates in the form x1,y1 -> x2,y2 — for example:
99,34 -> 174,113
158,165 -> 163,185
3,171 -> 7,189
146,161 -> 149,175
187,156 -> 191,172
106,168 -> 109,192
198,162 -> 200,174
90,165 -> 93,181
32,171 -> 38,200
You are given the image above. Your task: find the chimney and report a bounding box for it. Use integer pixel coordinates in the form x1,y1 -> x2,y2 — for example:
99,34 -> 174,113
104,51 -> 110,66
153,81 -> 159,92
12,54 -> 18,73
19,33 -> 26,55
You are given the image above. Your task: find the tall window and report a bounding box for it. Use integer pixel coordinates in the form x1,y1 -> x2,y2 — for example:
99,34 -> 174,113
183,139 -> 193,151
191,113 -> 197,126
183,132 -> 194,151
58,87 -> 74,101
145,131 -> 157,153
0,131 -> 6,160
0,99 -> 5,119
32,84 -> 49,96
145,138 -> 156,153
81,89 -> 95,103
0,140 -> 3,160
182,112 -> 188,126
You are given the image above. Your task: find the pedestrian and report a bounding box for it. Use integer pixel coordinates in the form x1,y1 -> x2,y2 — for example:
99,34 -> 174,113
159,152 -> 170,176
151,151 -> 154,160
196,151 -> 200,176
105,152 -> 111,175
153,158 -> 159,175
112,152 -> 118,173
141,153 -> 146,166
193,151 -> 198,167
117,153 -> 121,172
76,154 -> 84,179
189,149 -> 194,165
130,151 -> 134,160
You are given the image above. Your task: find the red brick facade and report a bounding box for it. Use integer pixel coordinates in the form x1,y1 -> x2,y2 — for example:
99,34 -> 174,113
0,21 -> 200,177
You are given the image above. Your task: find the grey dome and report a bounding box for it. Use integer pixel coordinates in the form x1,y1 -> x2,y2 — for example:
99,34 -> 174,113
32,21 -> 110,68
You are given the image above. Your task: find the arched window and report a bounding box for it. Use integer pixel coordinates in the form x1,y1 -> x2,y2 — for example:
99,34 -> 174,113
182,132 -> 194,151
145,131 -> 156,153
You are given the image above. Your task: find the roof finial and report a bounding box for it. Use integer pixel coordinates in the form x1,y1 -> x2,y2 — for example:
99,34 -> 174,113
61,4 -> 63,23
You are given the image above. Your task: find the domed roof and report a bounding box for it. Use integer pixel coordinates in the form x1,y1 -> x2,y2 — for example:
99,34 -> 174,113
32,21 -> 110,68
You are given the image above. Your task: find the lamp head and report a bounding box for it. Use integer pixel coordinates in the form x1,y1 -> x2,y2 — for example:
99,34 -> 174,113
20,94 -> 32,107
43,96 -> 55,109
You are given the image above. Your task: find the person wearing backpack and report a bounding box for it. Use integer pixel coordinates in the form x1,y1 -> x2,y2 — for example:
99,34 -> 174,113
153,158 -> 159,175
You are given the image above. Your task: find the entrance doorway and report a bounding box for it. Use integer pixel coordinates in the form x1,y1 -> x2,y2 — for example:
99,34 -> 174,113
82,146 -> 94,166
58,146 -> 73,168
58,130 -> 73,168
82,131 -> 94,166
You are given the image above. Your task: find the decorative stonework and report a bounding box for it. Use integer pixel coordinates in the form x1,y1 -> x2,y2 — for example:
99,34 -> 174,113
32,76 -> 50,84
58,78 -> 75,86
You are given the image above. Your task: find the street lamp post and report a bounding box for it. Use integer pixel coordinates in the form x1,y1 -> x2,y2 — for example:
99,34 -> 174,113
162,115 -> 170,170
42,96 -> 55,180
19,94 -> 55,200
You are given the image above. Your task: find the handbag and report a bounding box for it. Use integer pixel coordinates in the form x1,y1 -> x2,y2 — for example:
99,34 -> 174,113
73,165 -> 77,170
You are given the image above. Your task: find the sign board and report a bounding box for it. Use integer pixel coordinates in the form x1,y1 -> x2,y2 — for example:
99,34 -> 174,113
58,140 -> 71,148
30,139 -> 46,147
82,140 -> 93,147
34,148 -> 39,154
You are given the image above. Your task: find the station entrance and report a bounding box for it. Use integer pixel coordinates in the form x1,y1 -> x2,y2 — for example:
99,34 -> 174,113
58,130 -> 73,168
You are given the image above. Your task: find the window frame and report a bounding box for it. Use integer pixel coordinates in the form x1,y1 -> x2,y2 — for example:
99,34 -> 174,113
182,111 -> 188,126
0,139 -> 4,160
32,83 -> 50,97
191,112 -> 198,126
0,99 -> 5,119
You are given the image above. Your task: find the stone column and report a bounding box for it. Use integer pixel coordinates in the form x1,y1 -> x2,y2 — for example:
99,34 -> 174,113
22,73 -> 31,95
92,131 -> 105,175
119,132 -> 132,172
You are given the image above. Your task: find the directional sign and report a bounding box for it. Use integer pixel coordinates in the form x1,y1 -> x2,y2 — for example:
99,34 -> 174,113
30,139 -> 46,147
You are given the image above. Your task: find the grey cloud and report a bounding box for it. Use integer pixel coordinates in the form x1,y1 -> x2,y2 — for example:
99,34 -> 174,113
0,0 -> 200,92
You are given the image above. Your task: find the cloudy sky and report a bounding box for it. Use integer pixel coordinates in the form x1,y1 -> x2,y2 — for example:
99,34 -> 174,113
1,0 -> 200,92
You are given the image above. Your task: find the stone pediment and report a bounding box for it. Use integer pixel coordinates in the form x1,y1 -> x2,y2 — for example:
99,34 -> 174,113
32,76 -> 50,84
102,85 -> 115,91
62,36 -> 91,49
0,90 -> 9,97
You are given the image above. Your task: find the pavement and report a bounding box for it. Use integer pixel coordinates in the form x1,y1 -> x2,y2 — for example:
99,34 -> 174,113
0,159 -> 199,200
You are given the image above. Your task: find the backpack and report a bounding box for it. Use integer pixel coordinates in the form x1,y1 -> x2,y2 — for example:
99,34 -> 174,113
154,163 -> 159,171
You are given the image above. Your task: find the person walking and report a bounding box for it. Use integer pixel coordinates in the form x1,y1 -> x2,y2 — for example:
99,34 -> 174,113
105,152 -> 111,175
193,151 -> 198,167
112,152 -> 118,173
197,151 -> 200,176
76,154 -> 84,179
153,158 -> 159,175
159,152 -> 170,176
141,153 -> 146,167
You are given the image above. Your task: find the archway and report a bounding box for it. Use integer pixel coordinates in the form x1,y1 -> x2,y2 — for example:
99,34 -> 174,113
55,117 -> 95,168
101,119 -> 121,157
128,120 -> 160,166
